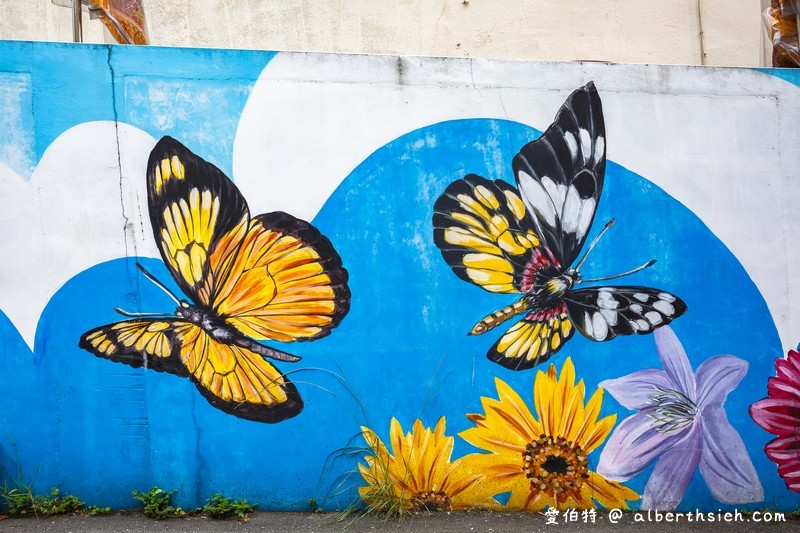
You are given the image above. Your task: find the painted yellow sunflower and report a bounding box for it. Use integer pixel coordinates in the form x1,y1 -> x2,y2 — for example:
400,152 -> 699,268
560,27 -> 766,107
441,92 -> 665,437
359,417 -> 497,511
459,357 -> 639,511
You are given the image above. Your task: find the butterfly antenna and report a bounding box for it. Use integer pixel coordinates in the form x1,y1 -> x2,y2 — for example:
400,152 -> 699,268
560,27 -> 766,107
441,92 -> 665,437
136,262 -> 181,305
579,259 -> 657,284
574,218 -> 615,271
114,308 -> 169,317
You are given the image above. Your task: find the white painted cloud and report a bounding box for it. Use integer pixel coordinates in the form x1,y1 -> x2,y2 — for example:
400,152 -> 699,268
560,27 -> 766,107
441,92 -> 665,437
0,122 -> 157,347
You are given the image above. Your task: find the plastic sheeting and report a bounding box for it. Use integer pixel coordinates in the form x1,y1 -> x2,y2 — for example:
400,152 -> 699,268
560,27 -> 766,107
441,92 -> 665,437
764,0 -> 799,67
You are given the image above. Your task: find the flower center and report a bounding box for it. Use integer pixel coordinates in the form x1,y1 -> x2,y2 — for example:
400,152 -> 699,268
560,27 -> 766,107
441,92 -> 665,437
410,491 -> 452,512
647,387 -> 697,434
522,434 -> 589,499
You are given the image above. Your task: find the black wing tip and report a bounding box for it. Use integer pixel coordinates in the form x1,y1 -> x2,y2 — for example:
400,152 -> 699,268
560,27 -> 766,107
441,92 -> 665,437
573,81 -> 599,101
155,134 -> 179,145
149,136 -> 187,163
486,349 -> 550,371
486,340 -> 559,371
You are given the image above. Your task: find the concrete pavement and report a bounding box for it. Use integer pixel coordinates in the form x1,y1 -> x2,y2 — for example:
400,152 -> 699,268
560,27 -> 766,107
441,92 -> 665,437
0,510 -> 798,532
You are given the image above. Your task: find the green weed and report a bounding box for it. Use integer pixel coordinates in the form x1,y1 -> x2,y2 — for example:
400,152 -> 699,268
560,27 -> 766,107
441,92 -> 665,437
197,492 -> 254,519
0,486 -> 92,517
84,504 -> 112,515
131,487 -> 184,519
308,497 -> 324,513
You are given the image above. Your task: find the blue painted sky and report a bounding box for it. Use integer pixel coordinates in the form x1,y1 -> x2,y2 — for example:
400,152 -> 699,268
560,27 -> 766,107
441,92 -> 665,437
0,42 -> 272,178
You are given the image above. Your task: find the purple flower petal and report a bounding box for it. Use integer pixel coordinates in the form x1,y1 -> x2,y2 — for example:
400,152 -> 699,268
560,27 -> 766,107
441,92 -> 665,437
641,426 -> 702,510
600,369 -> 672,410
654,327 -> 696,400
695,355 -> 748,407
699,406 -> 764,503
597,409 -> 692,481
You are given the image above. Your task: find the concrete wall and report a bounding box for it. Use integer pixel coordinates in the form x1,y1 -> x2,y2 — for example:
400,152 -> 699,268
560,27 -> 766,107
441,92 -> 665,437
0,1 -> 765,67
1,40 -> 800,513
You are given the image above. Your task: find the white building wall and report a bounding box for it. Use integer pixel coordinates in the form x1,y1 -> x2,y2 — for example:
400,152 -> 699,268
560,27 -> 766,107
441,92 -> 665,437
0,0 -> 765,67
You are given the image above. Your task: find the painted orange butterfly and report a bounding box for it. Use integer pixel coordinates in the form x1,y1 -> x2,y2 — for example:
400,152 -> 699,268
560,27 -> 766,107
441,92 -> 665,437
79,136 -> 350,422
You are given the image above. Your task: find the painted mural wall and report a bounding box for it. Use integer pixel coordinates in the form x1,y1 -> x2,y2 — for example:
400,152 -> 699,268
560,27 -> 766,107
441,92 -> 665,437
1,40 -> 800,513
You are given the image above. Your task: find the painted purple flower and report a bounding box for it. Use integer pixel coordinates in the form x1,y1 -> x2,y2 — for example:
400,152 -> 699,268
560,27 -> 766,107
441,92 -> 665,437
597,326 -> 763,510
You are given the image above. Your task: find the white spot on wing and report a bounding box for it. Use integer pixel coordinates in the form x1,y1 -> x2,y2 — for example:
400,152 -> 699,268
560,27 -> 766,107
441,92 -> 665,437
541,177 -> 567,218
630,303 -> 643,314
583,311 -> 594,337
594,136 -> 605,166
579,128 -> 592,164
645,311 -> 664,326
635,319 -> 650,331
600,308 -> 618,326
592,312 -> 609,340
658,292 -> 676,303
562,185 -> 581,233
518,171 -> 556,227
597,291 -> 619,309
633,293 -> 650,303
564,131 -> 578,161
576,197 -> 596,239
653,300 -> 675,316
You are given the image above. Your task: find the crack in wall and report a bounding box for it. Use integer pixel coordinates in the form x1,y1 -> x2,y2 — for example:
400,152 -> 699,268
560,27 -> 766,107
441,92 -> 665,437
107,46 -> 138,269
106,45 -> 145,318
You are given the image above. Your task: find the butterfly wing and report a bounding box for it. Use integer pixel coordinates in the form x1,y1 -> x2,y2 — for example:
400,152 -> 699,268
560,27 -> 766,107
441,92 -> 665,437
79,319 -> 301,422
513,82 -> 606,267
147,136 -> 250,304
204,211 -> 350,343
432,175 -> 544,294
486,304 -> 575,371
174,323 -> 302,423
79,319 -> 190,376
564,287 -> 687,341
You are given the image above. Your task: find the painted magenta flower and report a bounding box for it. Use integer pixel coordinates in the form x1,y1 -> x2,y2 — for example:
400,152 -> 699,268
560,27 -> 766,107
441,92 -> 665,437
458,358 -> 639,510
359,417 -> 496,512
750,348 -> 800,492
598,326 -> 763,510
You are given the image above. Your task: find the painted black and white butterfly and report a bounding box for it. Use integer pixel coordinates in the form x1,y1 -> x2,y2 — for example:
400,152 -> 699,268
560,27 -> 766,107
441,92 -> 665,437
432,82 -> 687,370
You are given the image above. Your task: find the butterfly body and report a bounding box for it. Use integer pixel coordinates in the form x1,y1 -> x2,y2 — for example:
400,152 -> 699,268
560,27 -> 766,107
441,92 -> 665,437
433,83 -> 686,370
80,136 -> 349,423
172,299 -> 302,363
528,269 -> 576,309
471,266 -> 576,335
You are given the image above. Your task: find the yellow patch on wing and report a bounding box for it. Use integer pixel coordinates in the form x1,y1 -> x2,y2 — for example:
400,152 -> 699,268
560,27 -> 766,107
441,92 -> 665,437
495,313 -> 573,365
160,188 -> 220,287
85,321 -> 174,359
473,185 -> 500,210
154,156 -> 186,193
462,252 -> 516,292
441,185 -> 541,294
176,324 -> 290,405
503,189 -> 527,221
